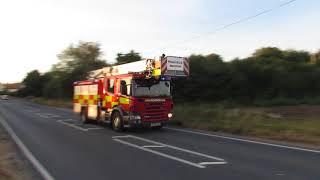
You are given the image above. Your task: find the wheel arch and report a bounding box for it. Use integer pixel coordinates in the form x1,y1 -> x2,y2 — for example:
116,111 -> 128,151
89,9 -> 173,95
111,106 -> 124,119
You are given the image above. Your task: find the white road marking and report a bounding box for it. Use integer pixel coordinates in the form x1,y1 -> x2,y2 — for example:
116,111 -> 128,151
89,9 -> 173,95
47,113 -> 60,118
57,120 -> 88,131
113,138 -> 206,168
35,113 -> 50,118
112,135 -> 227,168
57,119 -> 104,131
60,119 -> 75,122
35,113 -> 60,119
142,145 -> 166,148
0,116 -> 55,180
87,127 -> 104,130
165,127 -> 320,154
129,135 -> 226,162
199,162 -> 228,165
112,135 -> 131,139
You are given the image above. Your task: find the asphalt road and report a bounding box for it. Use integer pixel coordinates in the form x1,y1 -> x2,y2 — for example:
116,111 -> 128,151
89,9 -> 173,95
0,98 -> 319,180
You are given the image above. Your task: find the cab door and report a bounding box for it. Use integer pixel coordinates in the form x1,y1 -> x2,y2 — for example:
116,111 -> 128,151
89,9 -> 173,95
103,77 -> 118,110
118,78 -> 131,111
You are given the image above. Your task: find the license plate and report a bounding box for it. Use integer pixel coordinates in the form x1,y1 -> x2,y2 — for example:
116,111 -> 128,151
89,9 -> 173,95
150,122 -> 161,127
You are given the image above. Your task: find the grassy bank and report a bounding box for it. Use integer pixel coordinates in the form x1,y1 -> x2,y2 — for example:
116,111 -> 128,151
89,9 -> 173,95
28,98 -> 320,146
172,104 -> 320,146
30,97 -> 72,109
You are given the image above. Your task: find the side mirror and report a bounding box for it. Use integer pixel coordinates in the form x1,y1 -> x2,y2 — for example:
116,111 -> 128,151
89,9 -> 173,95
120,80 -> 127,95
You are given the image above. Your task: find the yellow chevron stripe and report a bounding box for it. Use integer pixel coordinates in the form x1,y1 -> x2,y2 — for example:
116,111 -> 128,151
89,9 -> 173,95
119,97 -> 130,104
106,96 -> 112,102
88,100 -> 95,105
111,102 -> 119,107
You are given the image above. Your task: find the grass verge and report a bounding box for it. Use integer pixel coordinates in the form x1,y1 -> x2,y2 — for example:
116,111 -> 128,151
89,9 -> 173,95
172,103 -> 320,147
30,97 -> 72,109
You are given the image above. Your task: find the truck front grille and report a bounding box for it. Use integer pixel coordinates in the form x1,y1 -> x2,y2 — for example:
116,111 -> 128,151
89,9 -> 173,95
143,102 -> 167,122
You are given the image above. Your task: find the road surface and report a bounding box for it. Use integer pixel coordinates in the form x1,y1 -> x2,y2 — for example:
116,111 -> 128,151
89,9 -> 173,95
0,98 -> 319,180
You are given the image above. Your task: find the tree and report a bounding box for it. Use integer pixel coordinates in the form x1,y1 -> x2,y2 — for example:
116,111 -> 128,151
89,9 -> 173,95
54,41 -> 107,73
253,47 -> 283,59
205,53 -> 223,63
44,41 -> 108,98
310,50 -> 320,64
20,70 -> 44,96
116,50 -> 142,65
283,50 -> 310,63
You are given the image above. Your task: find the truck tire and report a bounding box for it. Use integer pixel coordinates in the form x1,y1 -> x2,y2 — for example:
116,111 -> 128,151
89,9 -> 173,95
80,108 -> 89,124
112,111 -> 123,132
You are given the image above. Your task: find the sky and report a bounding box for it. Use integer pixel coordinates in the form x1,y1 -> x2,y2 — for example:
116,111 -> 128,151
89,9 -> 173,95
0,0 -> 319,83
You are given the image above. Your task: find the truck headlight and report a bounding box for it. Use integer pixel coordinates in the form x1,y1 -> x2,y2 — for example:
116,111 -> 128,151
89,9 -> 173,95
168,113 -> 173,118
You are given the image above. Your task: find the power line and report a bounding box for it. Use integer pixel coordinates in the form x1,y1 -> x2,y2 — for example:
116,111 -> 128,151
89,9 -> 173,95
151,0 -> 298,54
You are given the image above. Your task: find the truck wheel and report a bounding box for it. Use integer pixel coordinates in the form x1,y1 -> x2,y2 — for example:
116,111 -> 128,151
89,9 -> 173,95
112,111 -> 123,132
80,108 -> 89,124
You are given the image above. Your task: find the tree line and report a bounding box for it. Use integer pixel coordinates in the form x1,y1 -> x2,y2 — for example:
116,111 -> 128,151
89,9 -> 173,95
17,42 -> 140,99
17,41 -> 320,106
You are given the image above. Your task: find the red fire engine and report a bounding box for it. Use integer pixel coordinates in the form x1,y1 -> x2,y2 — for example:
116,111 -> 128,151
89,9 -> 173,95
73,55 -> 189,131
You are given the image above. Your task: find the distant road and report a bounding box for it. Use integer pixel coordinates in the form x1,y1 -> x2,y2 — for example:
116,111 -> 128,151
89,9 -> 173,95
0,99 -> 319,180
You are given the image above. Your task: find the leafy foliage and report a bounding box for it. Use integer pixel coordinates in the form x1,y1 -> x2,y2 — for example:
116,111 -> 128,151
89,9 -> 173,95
310,50 -> 320,64
173,47 -> 318,105
19,45 -> 320,106
116,50 -> 142,65
20,42 -> 108,98
18,70 -> 44,97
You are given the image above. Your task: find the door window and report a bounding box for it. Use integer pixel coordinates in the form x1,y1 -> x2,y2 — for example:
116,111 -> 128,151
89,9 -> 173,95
107,79 -> 115,93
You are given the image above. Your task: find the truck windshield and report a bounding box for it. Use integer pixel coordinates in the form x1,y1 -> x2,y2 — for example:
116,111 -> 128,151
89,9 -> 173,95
132,80 -> 170,97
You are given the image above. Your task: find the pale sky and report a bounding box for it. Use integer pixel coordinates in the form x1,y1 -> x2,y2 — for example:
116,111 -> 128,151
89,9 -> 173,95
0,0 -> 319,83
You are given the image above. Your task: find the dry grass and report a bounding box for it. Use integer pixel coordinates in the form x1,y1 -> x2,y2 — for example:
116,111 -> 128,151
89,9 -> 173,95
31,97 -> 72,109
172,104 -> 320,147
0,127 -> 34,180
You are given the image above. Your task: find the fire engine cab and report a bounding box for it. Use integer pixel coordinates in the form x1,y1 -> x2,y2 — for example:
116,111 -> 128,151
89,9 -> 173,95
73,55 -> 189,131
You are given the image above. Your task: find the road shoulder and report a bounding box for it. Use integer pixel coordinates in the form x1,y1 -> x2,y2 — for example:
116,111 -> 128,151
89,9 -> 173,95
0,124 -> 40,180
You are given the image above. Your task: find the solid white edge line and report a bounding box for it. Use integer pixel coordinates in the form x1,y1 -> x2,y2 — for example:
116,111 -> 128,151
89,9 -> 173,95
165,127 -> 320,154
142,145 -> 166,148
57,120 -> 88,132
128,135 -> 226,162
0,117 -> 55,180
113,138 -> 206,168
199,162 -> 228,165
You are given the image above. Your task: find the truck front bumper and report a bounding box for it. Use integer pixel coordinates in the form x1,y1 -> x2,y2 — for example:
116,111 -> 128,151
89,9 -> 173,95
123,112 -> 171,128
